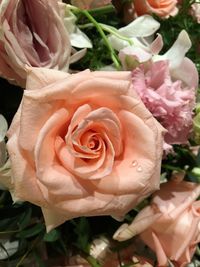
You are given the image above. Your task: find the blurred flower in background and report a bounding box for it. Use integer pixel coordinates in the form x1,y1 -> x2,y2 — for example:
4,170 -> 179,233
71,0 -> 112,10
190,2 -> 200,24
114,173 -> 200,267
0,114 -> 7,167
0,0 -> 71,87
133,0 -> 179,18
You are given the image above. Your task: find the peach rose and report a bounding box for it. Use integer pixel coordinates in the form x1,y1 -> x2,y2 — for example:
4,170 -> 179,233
114,174 -> 200,267
0,0 -> 71,87
133,0 -> 178,18
7,68 -> 164,231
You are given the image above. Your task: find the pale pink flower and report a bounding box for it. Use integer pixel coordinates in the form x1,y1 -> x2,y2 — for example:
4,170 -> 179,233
132,60 -> 196,145
114,174 -> 200,267
0,0 -> 71,87
190,3 -> 200,23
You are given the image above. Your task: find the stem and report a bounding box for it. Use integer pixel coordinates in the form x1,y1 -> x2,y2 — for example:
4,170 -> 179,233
100,23 -> 133,45
78,23 -> 94,29
87,5 -> 115,16
16,237 -> 40,267
196,245 -> 200,256
0,230 -> 20,234
67,4 -> 115,16
86,255 -> 101,267
82,10 -> 121,69
66,4 -> 79,13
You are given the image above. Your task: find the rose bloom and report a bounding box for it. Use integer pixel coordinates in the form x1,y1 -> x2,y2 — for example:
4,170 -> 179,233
133,0 -> 178,18
114,174 -> 200,267
71,0 -> 111,10
0,0 -> 71,87
6,68 -> 164,231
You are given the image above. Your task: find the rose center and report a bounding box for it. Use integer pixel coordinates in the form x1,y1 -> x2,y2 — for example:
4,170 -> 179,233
87,136 -> 100,150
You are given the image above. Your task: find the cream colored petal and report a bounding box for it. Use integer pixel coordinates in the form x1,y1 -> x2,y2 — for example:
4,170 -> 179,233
113,206 -> 161,241
70,48 -> 87,64
154,30 -> 191,71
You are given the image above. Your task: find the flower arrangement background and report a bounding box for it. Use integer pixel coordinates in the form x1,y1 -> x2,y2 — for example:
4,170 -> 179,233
0,0 -> 200,266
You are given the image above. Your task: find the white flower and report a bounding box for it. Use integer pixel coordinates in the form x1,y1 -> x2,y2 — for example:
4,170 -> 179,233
108,15 -> 160,51
61,3 -> 92,49
0,114 -> 7,167
153,30 -> 198,88
0,239 -> 19,260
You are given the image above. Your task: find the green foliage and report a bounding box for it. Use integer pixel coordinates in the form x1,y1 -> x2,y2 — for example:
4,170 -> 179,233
71,217 -> 91,253
43,229 -> 60,242
0,1 -> 200,266
15,224 -> 45,239
155,0 -> 200,73
71,5 -> 120,70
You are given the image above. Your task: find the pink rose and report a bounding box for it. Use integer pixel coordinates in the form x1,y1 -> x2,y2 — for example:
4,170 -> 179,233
0,0 -> 71,87
133,0 -> 178,18
7,68 -> 164,231
114,174 -> 200,267
71,0 -> 111,10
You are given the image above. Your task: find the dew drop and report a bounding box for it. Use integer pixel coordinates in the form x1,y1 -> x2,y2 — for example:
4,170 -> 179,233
137,166 -> 142,172
131,160 -> 137,167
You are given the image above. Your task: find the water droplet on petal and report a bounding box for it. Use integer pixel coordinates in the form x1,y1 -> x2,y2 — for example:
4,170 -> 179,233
137,166 -> 142,172
131,160 -> 137,167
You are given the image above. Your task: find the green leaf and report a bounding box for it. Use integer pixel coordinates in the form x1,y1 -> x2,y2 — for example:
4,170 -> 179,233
33,251 -> 46,267
17,207 -> 32,230
0,216 -> 18,231
196,148 -> 200,166
43,229 -> 60,242
16,223 -> 45,239
71,217 -> 90,253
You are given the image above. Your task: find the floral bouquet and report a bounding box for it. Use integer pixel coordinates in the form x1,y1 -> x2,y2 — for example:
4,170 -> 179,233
0,0 -> 200,266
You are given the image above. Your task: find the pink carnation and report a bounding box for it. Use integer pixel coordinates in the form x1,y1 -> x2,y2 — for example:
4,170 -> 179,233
132,60 -> 195,145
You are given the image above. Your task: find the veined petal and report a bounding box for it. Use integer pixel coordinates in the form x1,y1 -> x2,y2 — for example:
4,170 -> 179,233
108,15 -> 160,51
70,28 -> 92,48
118,15 -> 160,38
154,30 -> 192,71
